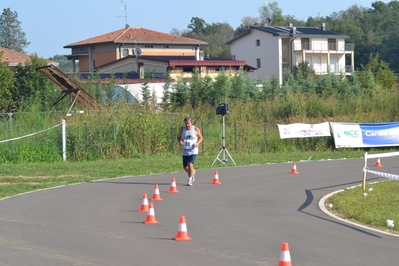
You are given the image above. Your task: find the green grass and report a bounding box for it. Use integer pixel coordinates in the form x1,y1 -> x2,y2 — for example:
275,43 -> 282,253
326,181 -> 399,235
1,149 -> 398,235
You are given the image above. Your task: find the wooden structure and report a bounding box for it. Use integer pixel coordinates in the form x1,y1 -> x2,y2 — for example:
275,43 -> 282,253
38,65 -> 103,111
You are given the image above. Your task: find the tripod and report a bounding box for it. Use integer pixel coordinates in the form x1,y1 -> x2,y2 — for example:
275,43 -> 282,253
212,115 -> 236,166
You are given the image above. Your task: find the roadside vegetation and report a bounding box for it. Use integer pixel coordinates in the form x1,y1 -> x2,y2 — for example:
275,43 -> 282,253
326,181 -> 399,235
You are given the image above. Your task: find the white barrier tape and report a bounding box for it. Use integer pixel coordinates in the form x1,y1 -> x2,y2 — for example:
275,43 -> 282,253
363,168 -> 399,181
365,151 -> 399,159
0,123 -> 62,144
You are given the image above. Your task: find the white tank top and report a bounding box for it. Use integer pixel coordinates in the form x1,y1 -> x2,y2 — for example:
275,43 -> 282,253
181,126 -> 198,156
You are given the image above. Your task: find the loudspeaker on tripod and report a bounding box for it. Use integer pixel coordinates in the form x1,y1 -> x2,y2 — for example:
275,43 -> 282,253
212,104 -> 236,166
216,103 -> 229,115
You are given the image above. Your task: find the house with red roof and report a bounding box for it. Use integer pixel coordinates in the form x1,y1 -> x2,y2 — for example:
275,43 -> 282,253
64,25 -> 256,81
0,47 -> 58,68
64,25 -> 207,73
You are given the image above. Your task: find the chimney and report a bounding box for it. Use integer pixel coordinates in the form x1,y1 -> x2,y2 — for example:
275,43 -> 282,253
321,23 -> 326,31
290,26 -> 296,36
261,20 -> 267,27
195,46 -> 200,61
199,51 -> 204,61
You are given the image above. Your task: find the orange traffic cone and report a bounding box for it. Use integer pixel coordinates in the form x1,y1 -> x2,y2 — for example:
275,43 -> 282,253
279,242 -> 292,266
374,157 -> 383,167
173,216 -> 192,241
151,184 -> 163,201
138,193 -> 149,212
143,202 -> 159,224
211,170 -> 222,184
168,177 -> 179,193
290,162 -> 299,174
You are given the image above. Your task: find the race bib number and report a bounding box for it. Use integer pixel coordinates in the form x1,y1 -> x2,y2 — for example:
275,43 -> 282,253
184,139 -> 194,150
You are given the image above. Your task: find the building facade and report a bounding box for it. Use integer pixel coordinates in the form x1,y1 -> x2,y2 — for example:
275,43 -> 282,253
227,23 -> 354,85
64,25 -> 207,73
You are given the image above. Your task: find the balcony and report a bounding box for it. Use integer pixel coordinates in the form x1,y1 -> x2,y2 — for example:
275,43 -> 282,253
306,64 -> 353,75
294,42 -> 354,53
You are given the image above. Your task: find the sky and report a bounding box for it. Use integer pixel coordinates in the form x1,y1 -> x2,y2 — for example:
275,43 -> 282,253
1,0 -> 386,58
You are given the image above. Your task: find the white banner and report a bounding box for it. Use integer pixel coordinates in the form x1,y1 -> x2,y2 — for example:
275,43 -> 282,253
277,122 -> 331,139
330,122 -> 363,148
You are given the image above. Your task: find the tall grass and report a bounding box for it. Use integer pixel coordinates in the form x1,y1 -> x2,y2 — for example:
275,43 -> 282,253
1,86 -> 399,163
0,111 -> 64,163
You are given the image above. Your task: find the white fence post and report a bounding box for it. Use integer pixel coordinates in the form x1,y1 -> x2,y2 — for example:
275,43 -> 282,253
62,119 -> 67,161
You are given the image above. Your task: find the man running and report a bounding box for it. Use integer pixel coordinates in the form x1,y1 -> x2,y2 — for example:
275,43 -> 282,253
177,117 -> 203,186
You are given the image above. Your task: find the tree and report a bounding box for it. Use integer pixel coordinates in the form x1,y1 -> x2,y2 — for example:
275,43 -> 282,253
208,22 -> 234,46
258,1 -> 284,25
169,28 -> 182,36
213,69 -> 231,103
160,71 -> 172,110
12,55 -> 58,111
201,22 -> 234,58
48,55 -> 74,73
188,69 -> 202,108
170,77 -> 189,108
360,53 -> 398,92
141,79 -> 152,106
0,8 -> 30,52
187,17 -> 207,35
229,72 -> 247,101
293,61 -> 315,80
235,16 -> 259,37
0,53 -> 14,111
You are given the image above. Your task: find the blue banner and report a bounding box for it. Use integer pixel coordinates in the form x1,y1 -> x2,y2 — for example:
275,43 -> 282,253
331,122 -> 399,148
360,122 -> 399,146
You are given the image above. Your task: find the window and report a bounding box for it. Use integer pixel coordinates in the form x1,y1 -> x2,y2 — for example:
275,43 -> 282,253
257,58 -> 261,68
330,56 -> 338,73
183,67 -> 194,72
328,39 -> 336,50
163,45 -> 169,48
256,39 -> 260,46
122,49 -> 129,57
145,45 -> 154,48
314,56 -> 321,73
305,56 -> 312,68
301,38 -> 310,50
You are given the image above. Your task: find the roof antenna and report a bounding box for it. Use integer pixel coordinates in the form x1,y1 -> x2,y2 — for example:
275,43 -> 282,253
118,1 -> 129,28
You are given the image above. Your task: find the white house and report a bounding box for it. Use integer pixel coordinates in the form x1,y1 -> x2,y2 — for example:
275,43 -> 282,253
227,23 -> 355,85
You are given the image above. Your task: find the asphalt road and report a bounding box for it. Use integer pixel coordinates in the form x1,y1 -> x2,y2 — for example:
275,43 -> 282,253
0,157 -> 398,266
